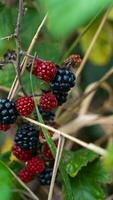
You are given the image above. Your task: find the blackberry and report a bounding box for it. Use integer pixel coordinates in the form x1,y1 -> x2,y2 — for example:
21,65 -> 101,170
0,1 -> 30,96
32,59 -> 57,83
34,106 -> 55,122
50,67 -> 76,92
0,99 -> 17,124
15,123 -> 39,151
40,92 -> 58,112
38,168 -> 53,185
53,91 -> 68,105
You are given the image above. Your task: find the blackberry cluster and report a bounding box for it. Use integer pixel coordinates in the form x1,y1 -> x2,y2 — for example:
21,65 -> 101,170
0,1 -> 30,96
0,99 -> 17,124
15,123 -> 39,151
38,168 -> 53,185
50,67 -> 76,105
8,55 -> 81,185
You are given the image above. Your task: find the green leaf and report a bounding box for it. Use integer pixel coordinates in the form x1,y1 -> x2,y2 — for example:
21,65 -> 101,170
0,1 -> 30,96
0,151 -> 11,164
0,161 -> 12,200
65,149 -> 98,177
0,6 -> 16,55
9,161 -> 24,174
0,65 -> 48,92
80,20 -> 113,65
20,7 -> 41,48
70,160 -> 110,200
0,65 -> 15,87
71,177 -> 105,200
42,0 -> 113,38
87,160 -> 111,184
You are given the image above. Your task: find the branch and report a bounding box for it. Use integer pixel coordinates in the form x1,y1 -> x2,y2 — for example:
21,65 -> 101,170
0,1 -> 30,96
23,116 -> 106,156
15,0 -> 28,96
48,136 -> 65,200
8,13 -> 48,100
0,33 -> 16,41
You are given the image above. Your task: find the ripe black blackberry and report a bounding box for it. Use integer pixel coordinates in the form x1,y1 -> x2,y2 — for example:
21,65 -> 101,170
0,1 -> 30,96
38,168 -> 53,185
15,123 -> 39,151
53,91 -> 68,105
34,106 -> 55,122
0,99 -> 17,124
50,67 -> 76,92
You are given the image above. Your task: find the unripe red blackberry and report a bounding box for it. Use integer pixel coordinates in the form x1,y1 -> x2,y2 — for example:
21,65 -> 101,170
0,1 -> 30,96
0,124 -> 10,131
0,99 -> 17,124
64,54 -> 81,68
40,92 -> 58,112
42,141 -> 58,160
12,144 -> 32,162
27,156 -> 45,175
32,59 -> 57,83
39,129 -> 54,140
15,123 -> 39,151
18,167 -> 33,183
16,96 -> 35,117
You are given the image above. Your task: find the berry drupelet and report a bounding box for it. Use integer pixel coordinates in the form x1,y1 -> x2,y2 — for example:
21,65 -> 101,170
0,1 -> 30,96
0,99 -> 17,124
40,92 -> 58,112
15,123 -> 39,151
50,67 -> 76,92
42,141 -> 58,160
12,144 -> 32,162
32,58 -> 57,83
38,168 -> 53,185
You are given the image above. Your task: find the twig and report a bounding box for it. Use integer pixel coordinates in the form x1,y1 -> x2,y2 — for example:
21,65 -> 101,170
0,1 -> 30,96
13,188 -> 37,200
15,0 -> 28,96
23,116 -> 106,156
0,33 -> 16,41
48,136 -> 65,200
76,8 -> 111,78
106,194 -> 113,200
8,13 -> 48,100
20,51 -> 37,59
0,61 -> 12,66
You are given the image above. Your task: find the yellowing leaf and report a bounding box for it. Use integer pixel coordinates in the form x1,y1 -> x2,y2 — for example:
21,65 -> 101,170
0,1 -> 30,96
1,138 -> 13,154
108,7 -> 113,20
80,20 -> 113,65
